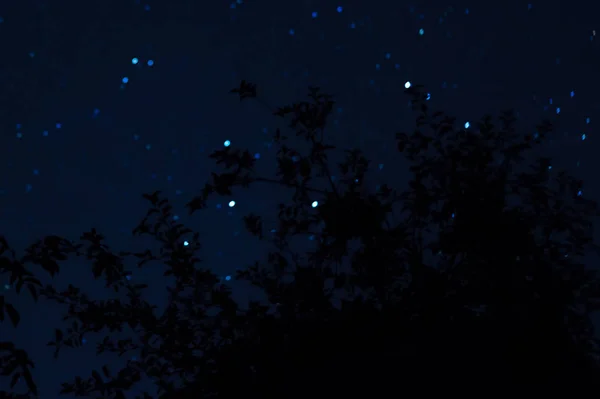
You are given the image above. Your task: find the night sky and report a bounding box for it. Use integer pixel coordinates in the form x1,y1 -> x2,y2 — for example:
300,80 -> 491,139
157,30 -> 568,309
1,0 -> 600,397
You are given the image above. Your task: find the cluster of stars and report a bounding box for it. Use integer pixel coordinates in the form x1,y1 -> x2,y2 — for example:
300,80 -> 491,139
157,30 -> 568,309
1,1 -> 597,299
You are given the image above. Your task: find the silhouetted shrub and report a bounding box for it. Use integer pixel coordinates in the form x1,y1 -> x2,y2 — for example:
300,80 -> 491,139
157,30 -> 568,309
2,82 -> 600,398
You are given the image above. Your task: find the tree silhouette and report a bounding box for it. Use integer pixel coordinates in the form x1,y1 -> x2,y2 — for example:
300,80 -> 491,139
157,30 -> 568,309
2,81 -> 600,398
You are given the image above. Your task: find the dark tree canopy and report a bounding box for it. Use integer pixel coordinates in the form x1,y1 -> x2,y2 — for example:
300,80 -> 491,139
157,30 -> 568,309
2,81 -> 600,398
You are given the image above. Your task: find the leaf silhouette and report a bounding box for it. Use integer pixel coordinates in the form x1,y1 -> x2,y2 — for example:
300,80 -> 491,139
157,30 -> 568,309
4,303 -> 19,327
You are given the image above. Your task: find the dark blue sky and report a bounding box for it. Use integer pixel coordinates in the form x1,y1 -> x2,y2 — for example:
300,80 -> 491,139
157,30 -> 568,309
1,0 -> 600,397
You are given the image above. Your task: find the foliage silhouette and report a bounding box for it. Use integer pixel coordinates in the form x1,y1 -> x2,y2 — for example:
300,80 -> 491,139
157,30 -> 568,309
2,81 -> 600,397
